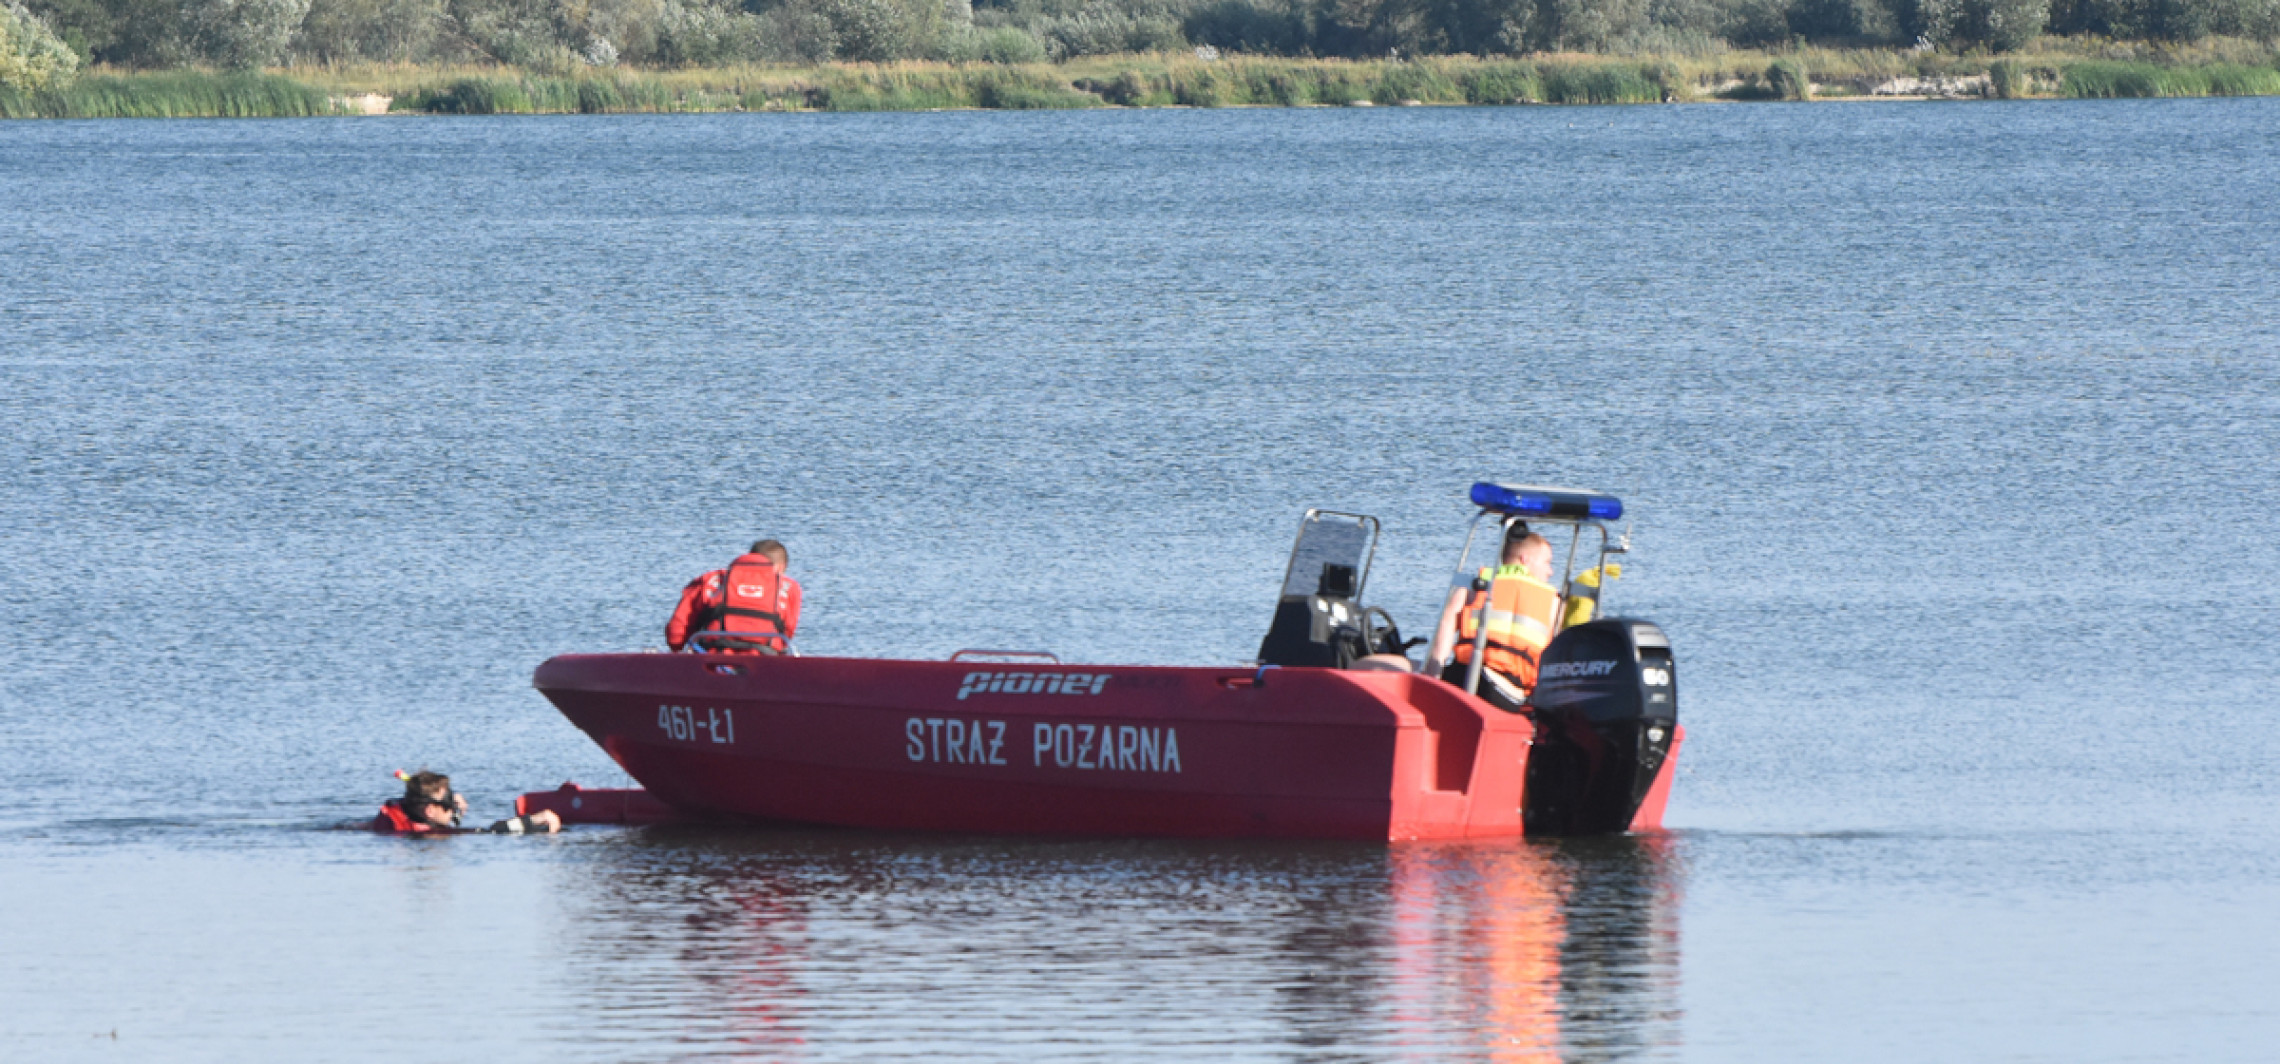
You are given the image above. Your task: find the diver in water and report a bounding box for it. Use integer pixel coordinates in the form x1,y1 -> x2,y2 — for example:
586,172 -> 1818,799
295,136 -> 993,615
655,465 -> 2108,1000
374,770 -> 562,835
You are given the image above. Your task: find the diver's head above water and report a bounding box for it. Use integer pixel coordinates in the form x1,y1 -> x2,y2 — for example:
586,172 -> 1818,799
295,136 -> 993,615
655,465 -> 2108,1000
401,769 -> 462,828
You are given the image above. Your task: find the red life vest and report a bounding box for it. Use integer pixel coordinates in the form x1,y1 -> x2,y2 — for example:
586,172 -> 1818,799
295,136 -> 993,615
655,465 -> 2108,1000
372,800 -> 433,834
702,553 -> 791,653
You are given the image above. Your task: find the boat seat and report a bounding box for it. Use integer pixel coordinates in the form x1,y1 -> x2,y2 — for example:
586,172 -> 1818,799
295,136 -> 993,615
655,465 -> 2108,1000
1348,654 -> 1416,673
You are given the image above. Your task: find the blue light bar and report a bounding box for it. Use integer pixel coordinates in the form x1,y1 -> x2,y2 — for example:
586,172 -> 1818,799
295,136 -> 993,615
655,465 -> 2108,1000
1470,482 -> 1624,521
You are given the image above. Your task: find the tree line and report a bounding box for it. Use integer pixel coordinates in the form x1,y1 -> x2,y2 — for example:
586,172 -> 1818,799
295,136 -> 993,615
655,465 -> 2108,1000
9,0 -> 2279,74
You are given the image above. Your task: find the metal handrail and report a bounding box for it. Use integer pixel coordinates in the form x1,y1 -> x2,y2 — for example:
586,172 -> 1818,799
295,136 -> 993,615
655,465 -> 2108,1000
950,648 -> 1062,663
1436,510 -> 1614,696
690,629 -> 796,655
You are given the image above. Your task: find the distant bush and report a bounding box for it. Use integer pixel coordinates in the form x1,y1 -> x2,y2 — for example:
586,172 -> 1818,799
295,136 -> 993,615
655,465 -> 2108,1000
293,0 -> 448,62
1717,0 -> 1791,44
181,0 -> 312,67
937,23 -> 1047,62
1034,10 -> 1182,59
1917,0 -> 2048,49
1785,0 -> 1902,42
1988,54 -> 2026,94
1181,0 -> 1308,54
652,0 -> 769,65
1764,53 -> 1809,96
2211,0 -> 2280,38
3,0 -> 79,90
1537,0 -> 1656,50
813,0 -> 943,61
756,0 -> 838,61
2051,0 -> 2218,39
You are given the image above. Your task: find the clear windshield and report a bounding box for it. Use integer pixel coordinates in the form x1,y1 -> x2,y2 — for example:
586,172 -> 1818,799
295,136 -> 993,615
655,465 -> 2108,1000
1276,511 -> 1379,601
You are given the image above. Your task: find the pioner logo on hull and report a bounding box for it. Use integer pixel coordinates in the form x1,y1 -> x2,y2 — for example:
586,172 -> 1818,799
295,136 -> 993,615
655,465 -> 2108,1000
957,671 -> 1111,700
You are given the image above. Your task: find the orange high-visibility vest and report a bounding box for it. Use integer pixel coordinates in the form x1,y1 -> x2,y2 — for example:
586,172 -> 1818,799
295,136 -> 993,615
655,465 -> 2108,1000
1455,565 -> 1561,691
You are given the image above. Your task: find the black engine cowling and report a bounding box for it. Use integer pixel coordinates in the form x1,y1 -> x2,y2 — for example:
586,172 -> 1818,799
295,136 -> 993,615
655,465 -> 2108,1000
1523,619 -> 1678,836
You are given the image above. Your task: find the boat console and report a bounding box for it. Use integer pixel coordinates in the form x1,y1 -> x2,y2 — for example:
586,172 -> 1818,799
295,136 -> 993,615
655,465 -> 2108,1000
1256,511 -> 1413,669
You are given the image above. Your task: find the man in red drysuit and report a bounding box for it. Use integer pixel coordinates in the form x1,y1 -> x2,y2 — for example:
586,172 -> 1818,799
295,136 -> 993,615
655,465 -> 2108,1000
666,539 -> 802,654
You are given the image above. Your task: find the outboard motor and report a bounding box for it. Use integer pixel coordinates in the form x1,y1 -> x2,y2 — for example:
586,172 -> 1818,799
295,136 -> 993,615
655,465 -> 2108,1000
1523,619 -> 1678,836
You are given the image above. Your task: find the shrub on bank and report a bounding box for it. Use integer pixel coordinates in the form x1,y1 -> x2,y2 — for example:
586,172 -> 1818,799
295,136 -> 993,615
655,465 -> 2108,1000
2,0 -> 78,92
1765,56 -> 1812,99
938,24 -> 1049,64
1989,56 -> 2027,96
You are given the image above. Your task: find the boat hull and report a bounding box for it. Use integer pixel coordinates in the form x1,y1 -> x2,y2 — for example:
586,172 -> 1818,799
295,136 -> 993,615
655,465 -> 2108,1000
539,653 -> 1575,840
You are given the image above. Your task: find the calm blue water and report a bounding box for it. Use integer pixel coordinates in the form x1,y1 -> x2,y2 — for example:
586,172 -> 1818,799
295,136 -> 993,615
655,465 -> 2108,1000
3,98 -> 2277,1061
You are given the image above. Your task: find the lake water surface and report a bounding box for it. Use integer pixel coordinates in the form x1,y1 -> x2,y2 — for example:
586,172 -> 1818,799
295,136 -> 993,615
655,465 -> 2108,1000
2,99 -> 2277,1061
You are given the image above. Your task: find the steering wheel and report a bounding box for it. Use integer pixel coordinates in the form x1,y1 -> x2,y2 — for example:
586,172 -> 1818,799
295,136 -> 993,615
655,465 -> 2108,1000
1360,607 -> 1416,658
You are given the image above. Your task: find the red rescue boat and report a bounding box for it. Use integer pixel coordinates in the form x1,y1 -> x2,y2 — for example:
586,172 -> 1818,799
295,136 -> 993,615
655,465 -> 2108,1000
533,484 -> 1682,840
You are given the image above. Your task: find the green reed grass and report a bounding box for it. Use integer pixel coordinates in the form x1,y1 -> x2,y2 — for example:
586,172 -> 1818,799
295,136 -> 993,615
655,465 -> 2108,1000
391,74 -> 688,113
1539,61 -> 1669,103
1456,62 -> 1539,104
9,46 -> 2279,119
0,72 -> 334,118
2062,61 -> 2280,98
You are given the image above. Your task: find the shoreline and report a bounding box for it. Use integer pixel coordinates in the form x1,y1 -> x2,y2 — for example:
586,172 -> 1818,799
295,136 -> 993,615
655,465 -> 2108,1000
7,49 -> 2278,119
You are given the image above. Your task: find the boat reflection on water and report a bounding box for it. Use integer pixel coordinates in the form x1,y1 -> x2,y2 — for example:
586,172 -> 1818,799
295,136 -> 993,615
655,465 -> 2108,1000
550,830 -> 1683,1059
1372,837 -> 1682,1060
1264,836 -> 1681,1059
